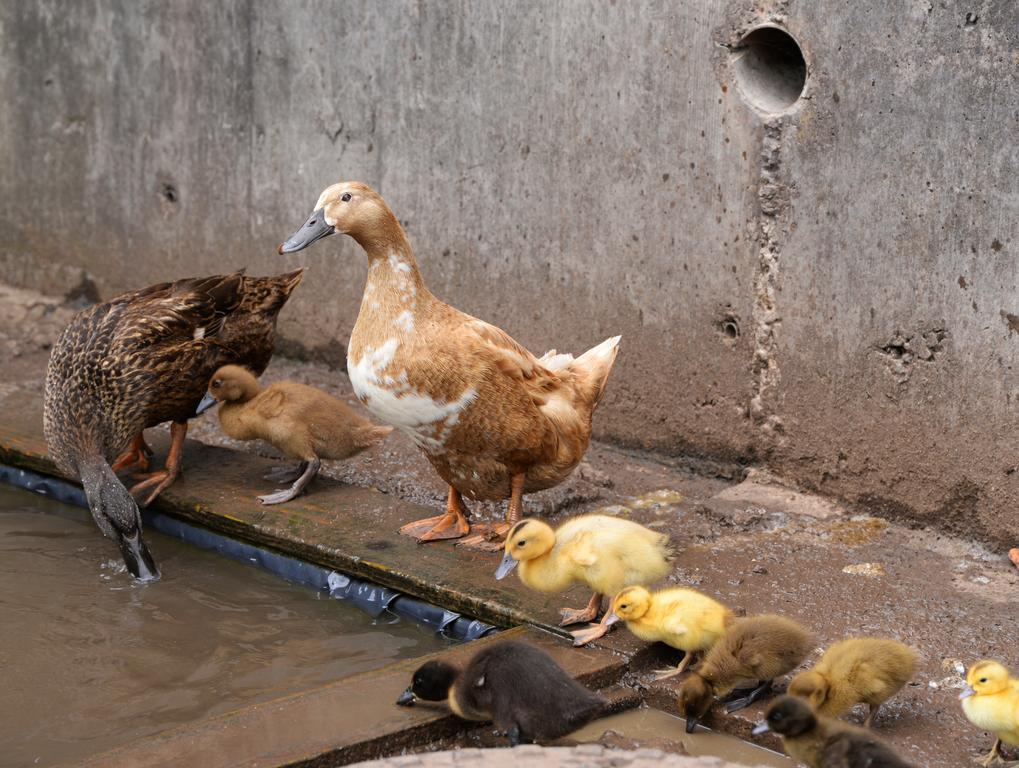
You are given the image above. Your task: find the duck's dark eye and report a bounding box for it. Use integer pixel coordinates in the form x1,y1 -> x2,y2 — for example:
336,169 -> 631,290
341,192 -> 352,202
517,540 -> 526,547
212,379 -> 222,388
621,604 -> 629,610
773,712 -> 783,721
980,678 -> 988,683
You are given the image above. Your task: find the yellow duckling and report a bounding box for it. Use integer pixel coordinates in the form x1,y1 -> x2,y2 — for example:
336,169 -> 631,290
960,660 -> 1019,767
788,637 -> 917,726
494,516 -> 673,646
606,586 -> 733,680
199,365 -> 392,505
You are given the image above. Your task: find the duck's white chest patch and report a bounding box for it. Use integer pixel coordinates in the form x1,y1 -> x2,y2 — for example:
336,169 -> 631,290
348,338 -> 476,451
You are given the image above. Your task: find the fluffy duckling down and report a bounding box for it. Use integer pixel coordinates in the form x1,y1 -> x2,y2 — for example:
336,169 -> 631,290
788,637 -> 917,727
494,515 -> 673,646
395,640 -> 605,745
753,695 -> 915,768
677,614 -> 814,732
960,660 -> 1019,767
607,586 -> 733,680
200,365 -> 392,504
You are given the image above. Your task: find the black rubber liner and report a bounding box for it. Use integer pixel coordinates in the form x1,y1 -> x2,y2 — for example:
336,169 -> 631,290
0,463 -> 497,642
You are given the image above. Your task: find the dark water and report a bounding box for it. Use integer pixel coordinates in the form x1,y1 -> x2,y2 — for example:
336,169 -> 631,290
0,484 -> 452,768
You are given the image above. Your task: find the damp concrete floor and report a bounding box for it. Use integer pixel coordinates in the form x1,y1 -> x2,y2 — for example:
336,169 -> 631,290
1,283 -> 1017,767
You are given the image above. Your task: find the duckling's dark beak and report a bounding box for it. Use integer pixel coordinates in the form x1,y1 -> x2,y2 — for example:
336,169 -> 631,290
751,721 -> 770,736
396,687 -> 416,706
195,393 -> 217,415
278,208 -> 335,254
959,686 -> 976,700
495,552 -> 517,580
685,716 -> 699,734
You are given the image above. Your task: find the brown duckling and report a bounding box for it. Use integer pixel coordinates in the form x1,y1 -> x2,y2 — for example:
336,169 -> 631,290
788,637 -> 917,726
200,365 -> 392,504
677,614 -> 814,732
395,640 -> 605,745
753,695 -> 915,767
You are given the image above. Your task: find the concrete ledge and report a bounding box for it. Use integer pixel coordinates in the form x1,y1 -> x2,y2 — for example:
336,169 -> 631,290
71,627 -> 628,768
0,387 -> 608,636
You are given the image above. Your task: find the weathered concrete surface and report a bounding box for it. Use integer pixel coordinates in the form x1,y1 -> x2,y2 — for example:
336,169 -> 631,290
349,746 -> 751,768
3,3 -> 1017,546
3,2 -> 1018,543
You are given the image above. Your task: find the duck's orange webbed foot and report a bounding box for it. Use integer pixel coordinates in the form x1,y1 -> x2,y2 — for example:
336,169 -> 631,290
400,487 -> 471,542
456,522 -> 510,551
111,433 -> 153,474
128,422 -> 186,507
1009,548 -> 1019,571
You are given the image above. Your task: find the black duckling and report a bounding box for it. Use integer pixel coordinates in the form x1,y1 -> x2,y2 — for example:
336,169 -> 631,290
395,640 -> 606,744
677,614 -> 814,732
43,270 -> 302,579
753,695 -> 915,768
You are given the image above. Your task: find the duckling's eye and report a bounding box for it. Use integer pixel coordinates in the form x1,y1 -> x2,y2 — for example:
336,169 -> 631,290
980,677 -> 988,683
212,379 -> 222,388
620,604 -> 629,610
341,192 -> 352,202
516,539 -> 526,547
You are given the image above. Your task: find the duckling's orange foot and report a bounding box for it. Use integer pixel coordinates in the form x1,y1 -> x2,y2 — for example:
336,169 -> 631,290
1009,548 -> 1019,571
455,523 -> 510,551
570,623 -> 610,647
400,512 -> 470,542
559,605 -> 600,626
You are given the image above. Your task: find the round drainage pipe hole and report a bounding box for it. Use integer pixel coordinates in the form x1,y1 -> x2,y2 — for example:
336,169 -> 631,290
732,26 -> 806,113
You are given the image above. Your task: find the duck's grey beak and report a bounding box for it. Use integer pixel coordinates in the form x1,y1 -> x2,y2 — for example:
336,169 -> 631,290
685,716 -> 699,734
495,552 -> 518,580
959,686 -> 976,700
278,208 -> 335,254
751,721 -> 770,736
396,687 -> 416,706
604,611 -> 621,627
195,393 -> 217,415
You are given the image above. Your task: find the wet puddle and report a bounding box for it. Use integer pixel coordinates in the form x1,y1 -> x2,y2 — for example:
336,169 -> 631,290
0,484 -> 453,768
571,707 -> 793,767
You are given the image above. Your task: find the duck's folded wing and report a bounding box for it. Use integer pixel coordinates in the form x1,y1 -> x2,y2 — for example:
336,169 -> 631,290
115,273 -> 245,349
467,319 -> 562,404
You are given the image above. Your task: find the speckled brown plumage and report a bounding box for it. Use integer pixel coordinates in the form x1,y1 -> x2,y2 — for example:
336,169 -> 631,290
43,269 -> 302,577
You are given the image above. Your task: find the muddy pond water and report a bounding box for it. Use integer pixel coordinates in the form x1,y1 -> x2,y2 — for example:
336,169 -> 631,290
0,484 -> 453,768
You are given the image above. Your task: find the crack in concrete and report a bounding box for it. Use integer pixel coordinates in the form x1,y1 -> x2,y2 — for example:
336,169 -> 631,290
749,122 -> 787,449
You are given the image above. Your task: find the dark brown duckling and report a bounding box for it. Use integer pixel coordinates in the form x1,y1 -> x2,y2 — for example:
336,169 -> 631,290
677,614 -> 814,732
44,270 -> 302,579
396,640 -> 605,745
753,695 -> 915,767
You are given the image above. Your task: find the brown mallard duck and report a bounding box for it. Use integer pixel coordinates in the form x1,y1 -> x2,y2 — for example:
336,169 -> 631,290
43,269 -> 303,579
278,182 -> 620,550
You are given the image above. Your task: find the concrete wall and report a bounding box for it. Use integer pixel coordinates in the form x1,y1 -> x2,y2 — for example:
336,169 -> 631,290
2,1 -> 1017,544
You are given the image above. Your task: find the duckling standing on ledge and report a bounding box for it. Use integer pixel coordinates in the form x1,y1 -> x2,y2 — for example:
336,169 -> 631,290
606,586 -> 733,679
278,182 -> 620,550
959,660 -> 1019,767
677,614 -> 814,732
395,640 -> 606,745
199,365 -> 392,505
788,637 -> 917,726
493,516 -> 673,646
753,695 -> 915,768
